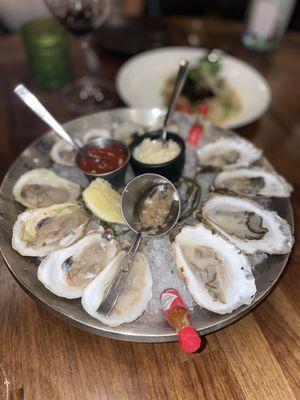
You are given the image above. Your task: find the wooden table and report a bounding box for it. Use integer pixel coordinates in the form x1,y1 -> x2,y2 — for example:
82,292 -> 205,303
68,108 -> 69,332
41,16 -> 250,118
0,17 -> 299,399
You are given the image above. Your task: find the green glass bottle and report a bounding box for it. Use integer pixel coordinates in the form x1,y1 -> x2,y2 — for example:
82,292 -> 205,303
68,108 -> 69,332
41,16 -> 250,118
22,18 -> 72,88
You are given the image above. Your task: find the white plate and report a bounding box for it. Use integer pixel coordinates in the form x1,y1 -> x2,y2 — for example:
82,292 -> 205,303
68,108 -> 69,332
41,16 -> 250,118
116,47 -> 271,129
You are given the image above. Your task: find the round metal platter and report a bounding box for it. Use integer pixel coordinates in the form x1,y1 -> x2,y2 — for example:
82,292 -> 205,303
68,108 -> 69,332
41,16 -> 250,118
0,108 -> 294,342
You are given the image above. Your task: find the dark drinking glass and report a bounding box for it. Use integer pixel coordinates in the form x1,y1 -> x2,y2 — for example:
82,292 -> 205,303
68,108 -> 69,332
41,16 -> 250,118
45,0 -> 115,112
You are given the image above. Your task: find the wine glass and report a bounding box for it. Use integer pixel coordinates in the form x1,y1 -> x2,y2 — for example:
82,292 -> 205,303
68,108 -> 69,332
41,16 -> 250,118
45,0 -> 116,112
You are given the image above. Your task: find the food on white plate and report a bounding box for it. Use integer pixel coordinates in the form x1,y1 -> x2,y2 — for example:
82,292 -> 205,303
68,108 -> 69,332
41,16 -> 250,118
213,168 -> 293,198
82,250 -> 152,326
202,194 -> 294,254
50,140 -> 77,167
82,178 -> 125,224
133,138 -> 181,164
38,231 -> 119,298
162,55 -> 241,124
13,168 -> 81,208
173,224 -> 256,314
12,203 -> 89,257
196,137 -> 262,170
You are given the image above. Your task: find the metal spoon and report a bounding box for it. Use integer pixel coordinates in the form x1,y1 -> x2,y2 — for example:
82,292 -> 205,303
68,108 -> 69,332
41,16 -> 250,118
14,84 -> 80,151
160,59 -> 189,147
97,173 -> 181,317
96,230 -> 143,317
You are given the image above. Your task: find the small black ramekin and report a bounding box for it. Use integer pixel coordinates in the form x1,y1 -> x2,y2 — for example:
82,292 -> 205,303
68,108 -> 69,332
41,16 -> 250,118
129,131 -> 185,182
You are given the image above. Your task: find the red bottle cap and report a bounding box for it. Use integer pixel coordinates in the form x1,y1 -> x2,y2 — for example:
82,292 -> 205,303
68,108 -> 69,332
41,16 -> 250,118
178,326 -> 201,353
187,124 -> 203,146
198,104 -> 208,115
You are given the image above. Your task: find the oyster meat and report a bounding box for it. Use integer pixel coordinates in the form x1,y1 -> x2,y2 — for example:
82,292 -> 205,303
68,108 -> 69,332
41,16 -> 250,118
12,203 -> 89,257
13,168 -> 81,208
82,251 -> 152,326
202,195 -> 293,254
196,137 -> 262,170
173,224 -> 256,314
38,231 -> 119,298
213,168 -> 292,198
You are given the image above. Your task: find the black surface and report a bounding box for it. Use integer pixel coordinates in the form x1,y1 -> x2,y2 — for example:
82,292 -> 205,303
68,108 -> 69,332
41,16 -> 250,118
92,16 -> 188,56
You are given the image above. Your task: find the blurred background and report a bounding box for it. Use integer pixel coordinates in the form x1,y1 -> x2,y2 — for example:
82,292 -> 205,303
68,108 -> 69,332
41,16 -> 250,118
0,0 -> 299,120
0,0 -> 299,33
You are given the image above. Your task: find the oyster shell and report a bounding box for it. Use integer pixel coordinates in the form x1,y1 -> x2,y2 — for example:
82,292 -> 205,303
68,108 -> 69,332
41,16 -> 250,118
196,137 -> 262,170
173,224 -> 256,314
12,203 -> 89,257
38,231 -> 119,298
83,128 -> 111,143
50,140 -> 78,167
82,250 -> 152,326
50,129 -> 111,166
202,195 -> 293,254
112,121 -> 145,144
213,168 -> 292,198
13,169 -> 81,208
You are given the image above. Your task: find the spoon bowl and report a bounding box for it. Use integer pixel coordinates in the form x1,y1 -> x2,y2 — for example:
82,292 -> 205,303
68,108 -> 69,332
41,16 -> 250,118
121,173 -> 181,237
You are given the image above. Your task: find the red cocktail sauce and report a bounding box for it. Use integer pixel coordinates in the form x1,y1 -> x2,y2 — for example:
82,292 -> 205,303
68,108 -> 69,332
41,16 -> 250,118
79,146 -> 127,174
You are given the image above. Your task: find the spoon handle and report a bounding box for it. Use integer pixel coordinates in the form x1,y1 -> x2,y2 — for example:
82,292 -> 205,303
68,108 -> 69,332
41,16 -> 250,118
162,59 -> 189,142
96,232 -> 142,317
14,84 -> 80,150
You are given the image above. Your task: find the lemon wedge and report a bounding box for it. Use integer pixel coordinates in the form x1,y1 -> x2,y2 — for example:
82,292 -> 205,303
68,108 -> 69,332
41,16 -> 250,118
83,178 -> 125,224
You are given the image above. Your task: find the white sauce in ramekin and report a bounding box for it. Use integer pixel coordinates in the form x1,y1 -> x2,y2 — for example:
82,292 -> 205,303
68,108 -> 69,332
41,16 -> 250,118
133,138 -> 181,164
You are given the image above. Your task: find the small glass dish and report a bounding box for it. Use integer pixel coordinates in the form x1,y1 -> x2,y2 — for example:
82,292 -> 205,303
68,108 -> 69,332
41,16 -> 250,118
76,137 -> 130,188
129,131 -> 185,182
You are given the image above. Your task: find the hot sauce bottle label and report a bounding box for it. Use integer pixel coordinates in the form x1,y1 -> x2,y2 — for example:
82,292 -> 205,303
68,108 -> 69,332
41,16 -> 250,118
161,289 -> 202,353
161,289 -> 186,317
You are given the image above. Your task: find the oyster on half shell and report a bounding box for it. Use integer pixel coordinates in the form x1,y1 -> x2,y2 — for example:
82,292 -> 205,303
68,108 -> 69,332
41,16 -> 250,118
83,128 -> 111,143
202,195 -> 293,254
213,168 -> 292,198
38,231 -> 119,298
50,129 -> 111,167
173,224 -> 256,314
112,121 -> 145,145
82,250 -> 152,326
13,169 -> 81,208
50,140 -> 78,167
12,203 -> 89,257
196,137 -> 262,170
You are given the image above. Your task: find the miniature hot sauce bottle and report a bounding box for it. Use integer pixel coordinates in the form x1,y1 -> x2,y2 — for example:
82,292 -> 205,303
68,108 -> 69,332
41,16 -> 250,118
187,104 -> 208,146
161,288 -> 201,353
